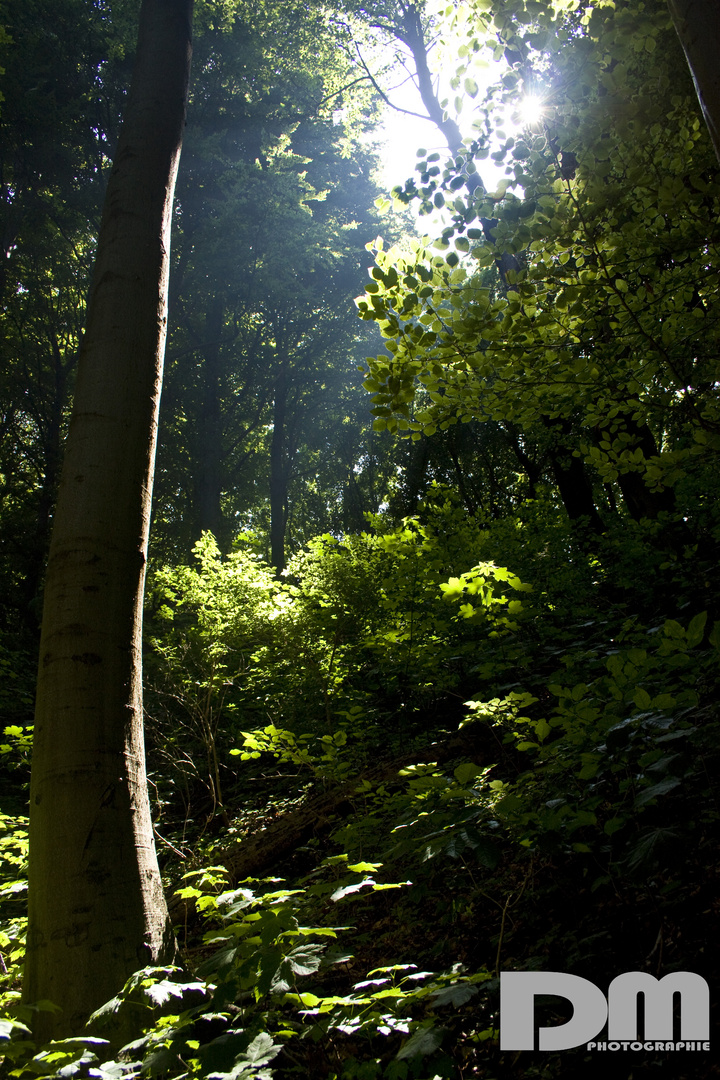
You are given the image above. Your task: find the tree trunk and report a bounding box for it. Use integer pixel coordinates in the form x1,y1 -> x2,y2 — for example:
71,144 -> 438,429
614,420 -> 676,521
399,4 -> 465,156
444,431 -> 476,516
542,417 -> 604,533
667,0 -> 720,164
503,422 -> 543,501
550,449 -> 604,533
270,367 -> 289,572
402,435 -> 431,516
23,0 -> 193,1042
196,292 -> 224,539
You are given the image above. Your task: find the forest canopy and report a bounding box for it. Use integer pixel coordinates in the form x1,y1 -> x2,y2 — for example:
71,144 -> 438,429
0,0 -> 719,1077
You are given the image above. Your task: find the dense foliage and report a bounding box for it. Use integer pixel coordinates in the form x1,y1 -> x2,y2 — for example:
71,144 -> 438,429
1,0 -> 719,1076
3,498 -> 719,1077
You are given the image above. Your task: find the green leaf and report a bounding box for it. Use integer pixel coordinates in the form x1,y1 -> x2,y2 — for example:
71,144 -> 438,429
331,877 -> 375,901
210,1032 -> 281,1080
396,1024 -> 446,1059
471,836 -> 501,869
624,827 -> 681,871
534,718 -> 551,742
686,610 -> 707,647
634,776 -> 682,808
440,578 -> 465,600
0,1018 -> 31,1039
431,982 -> 478,1006
632,687 -> 652,709
144,978 -> 204,1006
453,762 -> 484,785
286,944 -> 324,977
651,693 -> 676,709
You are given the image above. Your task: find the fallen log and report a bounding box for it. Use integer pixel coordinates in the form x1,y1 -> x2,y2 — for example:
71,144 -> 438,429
168,720 -> 508,928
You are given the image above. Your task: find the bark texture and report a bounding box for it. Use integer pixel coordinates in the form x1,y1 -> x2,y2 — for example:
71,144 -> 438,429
24,0 -> 193,1040
667,0 -> 720,164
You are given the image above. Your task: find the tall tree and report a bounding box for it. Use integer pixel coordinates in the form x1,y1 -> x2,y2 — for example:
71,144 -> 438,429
151,2 -> 387,561
359,0 -> 720,534
342,1 -> 605,527
23,0 -> 193,1041
667,0 -> 720,163
0,0 -> 131,633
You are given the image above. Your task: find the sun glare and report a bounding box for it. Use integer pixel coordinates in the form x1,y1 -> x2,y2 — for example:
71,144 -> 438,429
516,95 -> 545,128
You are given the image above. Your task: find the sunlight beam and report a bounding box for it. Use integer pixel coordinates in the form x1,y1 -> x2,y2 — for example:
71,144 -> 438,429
515,94 -> 545,128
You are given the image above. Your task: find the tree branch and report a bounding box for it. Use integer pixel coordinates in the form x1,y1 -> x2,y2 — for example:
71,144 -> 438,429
354,44 -> 430,121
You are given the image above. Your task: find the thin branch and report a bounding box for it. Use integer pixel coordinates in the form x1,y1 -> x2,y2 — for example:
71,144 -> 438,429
368,19 -> 410,44
354,43 -> 430,121
314,75 -> 375,111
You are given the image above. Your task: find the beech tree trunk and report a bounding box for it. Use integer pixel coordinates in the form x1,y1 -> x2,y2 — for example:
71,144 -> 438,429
667,0 -> 720,164
23,0 -> 193,1041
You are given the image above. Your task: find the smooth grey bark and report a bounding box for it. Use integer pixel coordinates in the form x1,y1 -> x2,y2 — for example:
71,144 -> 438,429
23,0 -> 193,1041
667,0 -> 720,164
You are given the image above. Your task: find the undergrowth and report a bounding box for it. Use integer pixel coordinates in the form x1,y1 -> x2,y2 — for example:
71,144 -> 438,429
1,502 -> 719,1078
